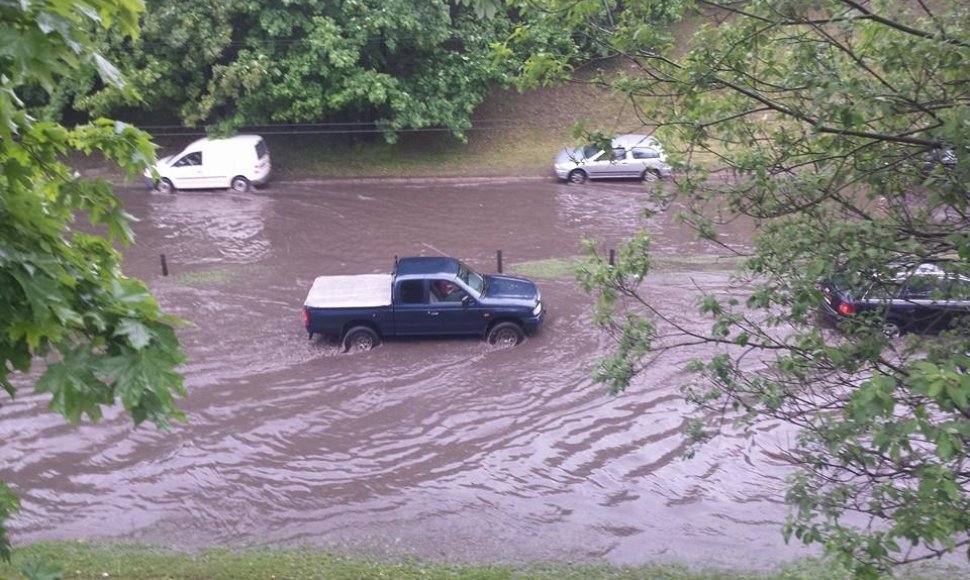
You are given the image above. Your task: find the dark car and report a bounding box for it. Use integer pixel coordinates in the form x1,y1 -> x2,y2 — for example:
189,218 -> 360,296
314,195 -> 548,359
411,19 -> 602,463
819,263 -> 970,338
923,148 -> 958,174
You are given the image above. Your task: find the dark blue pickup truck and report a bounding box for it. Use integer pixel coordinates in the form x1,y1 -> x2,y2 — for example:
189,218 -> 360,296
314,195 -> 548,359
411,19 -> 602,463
302,257 -> 545,351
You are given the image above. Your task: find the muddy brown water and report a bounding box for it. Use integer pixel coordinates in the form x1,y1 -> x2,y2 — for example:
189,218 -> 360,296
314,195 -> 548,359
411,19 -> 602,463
1,178 -> 816,569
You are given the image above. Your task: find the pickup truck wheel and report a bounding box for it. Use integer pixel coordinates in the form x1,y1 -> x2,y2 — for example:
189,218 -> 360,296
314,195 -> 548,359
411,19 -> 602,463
487,322 -> 524,348
344,326 -> 379,352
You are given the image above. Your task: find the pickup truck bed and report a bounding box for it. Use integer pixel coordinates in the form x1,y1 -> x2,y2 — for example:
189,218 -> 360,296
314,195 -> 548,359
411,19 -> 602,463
304,274 -> 392,308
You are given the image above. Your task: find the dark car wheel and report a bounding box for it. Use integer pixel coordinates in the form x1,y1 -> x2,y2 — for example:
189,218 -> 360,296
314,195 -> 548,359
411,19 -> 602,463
567,169 -> 588,184
487,322 -> 525,348
882,319 -> 903,339
641,169 -> 661,183
230,176 -> 251,192
343,326 -> 380,352
156,178 -> 175,194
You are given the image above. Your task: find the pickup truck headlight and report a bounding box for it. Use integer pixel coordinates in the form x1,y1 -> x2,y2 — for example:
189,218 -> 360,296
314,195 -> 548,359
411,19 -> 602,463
532,302 -> 542,316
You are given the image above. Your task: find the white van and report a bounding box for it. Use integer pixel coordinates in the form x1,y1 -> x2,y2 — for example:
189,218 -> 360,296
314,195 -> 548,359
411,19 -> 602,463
146,134 -> 271,193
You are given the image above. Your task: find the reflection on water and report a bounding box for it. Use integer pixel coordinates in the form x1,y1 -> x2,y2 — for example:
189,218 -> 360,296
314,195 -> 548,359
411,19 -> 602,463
147,191 -> 274,265
0,180 -> 815,570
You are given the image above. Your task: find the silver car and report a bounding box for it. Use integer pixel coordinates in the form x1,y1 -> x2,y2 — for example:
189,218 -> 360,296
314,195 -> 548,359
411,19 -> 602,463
554,134 -> 672,184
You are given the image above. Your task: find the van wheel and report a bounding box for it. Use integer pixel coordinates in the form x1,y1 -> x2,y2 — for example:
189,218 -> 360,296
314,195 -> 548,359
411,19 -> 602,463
156,178 -> 175,194
567,169 -> 588,184
343,326 -> 380,352
641,169 -> 661,183
230,176 -> 251,192
487,322 -> 524,348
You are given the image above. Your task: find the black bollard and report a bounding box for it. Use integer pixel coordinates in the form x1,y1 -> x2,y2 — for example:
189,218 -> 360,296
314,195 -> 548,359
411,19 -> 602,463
609,249 -> 615,266
497,250 -> 503,273
160,254 -> 169,276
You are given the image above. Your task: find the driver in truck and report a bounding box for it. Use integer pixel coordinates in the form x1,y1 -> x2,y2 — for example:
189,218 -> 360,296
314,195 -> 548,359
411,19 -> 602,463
433,280 -> 463,302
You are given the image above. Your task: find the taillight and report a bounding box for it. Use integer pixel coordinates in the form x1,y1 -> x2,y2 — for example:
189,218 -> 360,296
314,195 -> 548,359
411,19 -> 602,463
837,302 -> 855,316
302,307 -> 309,328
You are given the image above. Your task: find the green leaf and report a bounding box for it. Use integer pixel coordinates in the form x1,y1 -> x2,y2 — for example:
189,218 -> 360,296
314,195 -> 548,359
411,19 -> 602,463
19,560 -> 63,580
0,483 -> 20,562
946,383 -> 968,410
115,318 -> 152,349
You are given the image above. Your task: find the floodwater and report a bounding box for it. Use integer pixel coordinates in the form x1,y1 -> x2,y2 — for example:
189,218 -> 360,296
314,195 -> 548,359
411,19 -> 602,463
1,178 -> 816,569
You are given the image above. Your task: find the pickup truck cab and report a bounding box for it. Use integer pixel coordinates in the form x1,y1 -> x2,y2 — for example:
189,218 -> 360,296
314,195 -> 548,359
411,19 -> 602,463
302,257 -> 545,351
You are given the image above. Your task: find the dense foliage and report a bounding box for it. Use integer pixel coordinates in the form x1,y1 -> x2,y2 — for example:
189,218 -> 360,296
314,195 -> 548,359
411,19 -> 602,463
49,0 -> 516,138
511,0 -> 970,576
0,0 -> 186,571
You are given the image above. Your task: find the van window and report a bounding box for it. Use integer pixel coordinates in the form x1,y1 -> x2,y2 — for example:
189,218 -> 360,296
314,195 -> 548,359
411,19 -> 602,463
174,152 -> 202,167
255,139 -> 268,159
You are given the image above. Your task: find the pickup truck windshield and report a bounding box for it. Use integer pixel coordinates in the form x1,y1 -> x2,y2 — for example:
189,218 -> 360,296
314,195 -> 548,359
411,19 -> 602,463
458,262 -> 485,296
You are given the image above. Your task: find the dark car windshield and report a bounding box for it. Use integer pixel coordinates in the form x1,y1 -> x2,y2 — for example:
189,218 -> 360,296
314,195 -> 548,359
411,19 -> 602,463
458,262 -> 485,296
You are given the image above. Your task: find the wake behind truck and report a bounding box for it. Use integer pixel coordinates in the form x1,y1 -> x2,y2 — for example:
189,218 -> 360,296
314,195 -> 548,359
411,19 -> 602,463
302,256 -> 545,351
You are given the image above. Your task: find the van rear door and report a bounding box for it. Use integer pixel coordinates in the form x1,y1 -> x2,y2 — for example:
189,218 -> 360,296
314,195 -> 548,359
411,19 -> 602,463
251,138 -> 271,184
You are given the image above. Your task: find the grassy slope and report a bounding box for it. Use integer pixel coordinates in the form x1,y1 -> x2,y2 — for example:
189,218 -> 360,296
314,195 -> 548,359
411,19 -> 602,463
260,12 -> 712,181
262,66 -> 637,181
219,43 -> 697,182
0,542 -> 861,580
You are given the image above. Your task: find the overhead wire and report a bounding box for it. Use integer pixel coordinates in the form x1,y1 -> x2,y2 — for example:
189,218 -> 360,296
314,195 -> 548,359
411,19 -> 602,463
134,118 -> 578,138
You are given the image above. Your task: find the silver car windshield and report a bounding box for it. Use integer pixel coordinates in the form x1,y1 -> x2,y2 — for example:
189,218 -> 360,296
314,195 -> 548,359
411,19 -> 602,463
458,262 -> 485,296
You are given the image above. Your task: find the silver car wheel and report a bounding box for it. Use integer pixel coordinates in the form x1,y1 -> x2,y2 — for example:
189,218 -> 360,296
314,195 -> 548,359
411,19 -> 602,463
568,170 -> 588,184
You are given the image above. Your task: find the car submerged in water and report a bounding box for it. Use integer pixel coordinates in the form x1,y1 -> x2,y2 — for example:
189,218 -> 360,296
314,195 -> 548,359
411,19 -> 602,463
303,256 -> 545,351
553,134 -> 672,184
819,262 -> 970,338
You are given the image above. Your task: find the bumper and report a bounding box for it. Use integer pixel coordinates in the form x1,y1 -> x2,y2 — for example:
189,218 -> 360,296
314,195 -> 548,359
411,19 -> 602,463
817,300 -> 849,330
522,307 -> 546,334
251,168 -> 272,186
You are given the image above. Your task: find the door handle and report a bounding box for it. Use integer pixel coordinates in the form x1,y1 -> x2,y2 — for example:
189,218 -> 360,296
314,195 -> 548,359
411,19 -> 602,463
428,311 -> 440,316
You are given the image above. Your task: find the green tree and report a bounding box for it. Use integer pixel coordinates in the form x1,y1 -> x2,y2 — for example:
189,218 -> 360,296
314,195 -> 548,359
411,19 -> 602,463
61,0 -> 517,138
511,0 -> 970,576
0,0 -> 186,568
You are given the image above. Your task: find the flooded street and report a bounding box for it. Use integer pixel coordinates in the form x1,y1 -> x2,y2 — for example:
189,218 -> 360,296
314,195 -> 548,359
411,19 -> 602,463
1,178 -> 816,569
